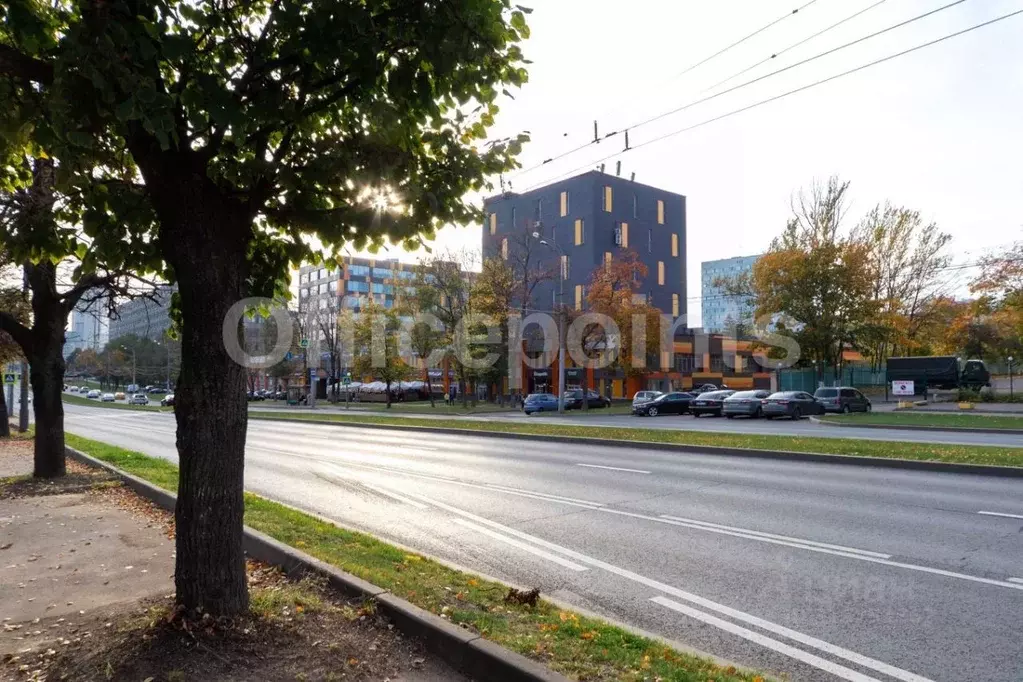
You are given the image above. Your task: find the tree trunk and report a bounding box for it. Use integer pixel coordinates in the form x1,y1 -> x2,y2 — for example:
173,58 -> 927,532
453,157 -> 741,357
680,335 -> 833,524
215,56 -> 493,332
26,262 -> 68,479
425,370 -> 435,407
385,379 -> 392,408
151,172 -> 251,618
0,386 -> 10,438
581,371 -> 589,411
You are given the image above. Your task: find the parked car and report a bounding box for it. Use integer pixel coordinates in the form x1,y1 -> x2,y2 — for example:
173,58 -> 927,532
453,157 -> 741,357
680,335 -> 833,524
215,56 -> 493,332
246,391 -> 265,401
762,391 -> 824,419
633,392 -> 694,416
690,390 -> 735,417
687,384 -> 728,394
563,389 -> 611,410
160,393 -> 175,407
147,387 -> 168,395
68,386 -> 79,393
523,393 -> 559,415
86,389 -> 101,399
274,390 -> 287,401
631,390 -> 663,407
114,392 -> 126,401
100,392 -> 116,402
129,393 -> 149,405
722,390 -> 772,418
813,387 -> 872,414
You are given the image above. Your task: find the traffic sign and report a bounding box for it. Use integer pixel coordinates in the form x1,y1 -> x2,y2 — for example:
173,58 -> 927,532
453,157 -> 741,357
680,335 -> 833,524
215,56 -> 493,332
3,373 -> 18,385
892,380 -> 915,396
342,376 -> 351,385
299,339 -> 309,348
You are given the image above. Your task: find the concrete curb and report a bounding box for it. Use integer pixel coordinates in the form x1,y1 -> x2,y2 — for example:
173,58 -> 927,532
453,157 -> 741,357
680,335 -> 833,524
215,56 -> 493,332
64,446 -> 568,682
249,414 -> 1023,478
812,416 -> 1023,436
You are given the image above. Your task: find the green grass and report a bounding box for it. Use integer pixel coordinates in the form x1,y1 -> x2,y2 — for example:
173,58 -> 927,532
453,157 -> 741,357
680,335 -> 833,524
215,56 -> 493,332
820,411 -> 1023,431
62,392 -> 172,412
65,432 -> 767,682
248,411 -> 1023,468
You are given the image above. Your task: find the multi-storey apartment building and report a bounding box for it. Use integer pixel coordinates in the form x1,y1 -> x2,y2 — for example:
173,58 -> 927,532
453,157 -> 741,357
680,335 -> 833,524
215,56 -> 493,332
701,254 -> 761,332
482,170 -> 687,319
108,284 -> 177,342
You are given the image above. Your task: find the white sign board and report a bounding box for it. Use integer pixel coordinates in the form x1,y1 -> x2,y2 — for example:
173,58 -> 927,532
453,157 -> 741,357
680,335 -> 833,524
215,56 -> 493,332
892,380 -> 915,396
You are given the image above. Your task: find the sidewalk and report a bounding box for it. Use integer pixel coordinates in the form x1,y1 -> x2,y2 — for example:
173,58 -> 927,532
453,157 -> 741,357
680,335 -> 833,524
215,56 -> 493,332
1,437 -> 463,681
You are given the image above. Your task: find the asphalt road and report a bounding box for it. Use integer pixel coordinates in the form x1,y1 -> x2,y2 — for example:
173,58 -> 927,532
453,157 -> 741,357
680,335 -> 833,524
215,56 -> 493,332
63,403 -> 1023,682
249,403 -> 1023,449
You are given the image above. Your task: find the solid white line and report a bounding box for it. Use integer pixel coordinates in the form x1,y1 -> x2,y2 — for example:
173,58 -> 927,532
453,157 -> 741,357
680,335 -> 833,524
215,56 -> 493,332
576,463 -> 651,474
361,483 -> 429,509
650,597 -> 885,682
659,515 -> 891,558
401,490 -> 935,682
977,511 -> 1023,520
1008,578 -> 1023,584
484,483 -> 605,506
452,519 -> 588,572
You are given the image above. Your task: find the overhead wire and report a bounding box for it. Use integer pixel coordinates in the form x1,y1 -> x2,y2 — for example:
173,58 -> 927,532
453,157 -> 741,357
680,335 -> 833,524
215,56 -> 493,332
512,0 -> 971,184
516,6 -> 1023,193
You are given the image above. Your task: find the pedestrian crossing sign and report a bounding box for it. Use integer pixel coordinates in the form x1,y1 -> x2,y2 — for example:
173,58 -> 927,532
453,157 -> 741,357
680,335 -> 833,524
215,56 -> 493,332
3,373 -> 17,385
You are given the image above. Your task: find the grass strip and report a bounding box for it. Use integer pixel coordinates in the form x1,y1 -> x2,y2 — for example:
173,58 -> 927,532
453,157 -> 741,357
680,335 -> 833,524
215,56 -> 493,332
249,411 -> 1023,468
819,411 -> 1023,431
63,393 -> 172,412
66,432 -> 768,682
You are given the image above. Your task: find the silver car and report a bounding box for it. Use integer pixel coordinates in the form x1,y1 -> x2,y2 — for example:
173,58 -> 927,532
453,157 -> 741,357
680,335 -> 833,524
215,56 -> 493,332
722,390 -> 772,418
129,393 -> 149,405
631,390 -> 663,407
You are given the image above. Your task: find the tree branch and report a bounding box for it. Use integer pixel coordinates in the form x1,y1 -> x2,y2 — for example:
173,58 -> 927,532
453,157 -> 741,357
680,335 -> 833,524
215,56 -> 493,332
0,310 -> 32,356
0,44 -> 54,84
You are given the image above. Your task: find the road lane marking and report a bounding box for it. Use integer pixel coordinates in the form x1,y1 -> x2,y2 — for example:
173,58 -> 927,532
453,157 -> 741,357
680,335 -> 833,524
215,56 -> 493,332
401,490 -> 934,682
360,483 -> 429,509
1009,578 -> 1023,584
452,519 -> 588,572
576,463 -> 651,474
650,597 -> 886,682
324,462 -> 604,509
977,511 -> 1023,520
659,515 -> 891,559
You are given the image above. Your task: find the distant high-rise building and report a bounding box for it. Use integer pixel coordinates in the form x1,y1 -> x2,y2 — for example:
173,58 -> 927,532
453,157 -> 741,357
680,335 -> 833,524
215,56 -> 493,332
701,255 -> 761,333
62,294 -> 109,358
108,284 -> 177,342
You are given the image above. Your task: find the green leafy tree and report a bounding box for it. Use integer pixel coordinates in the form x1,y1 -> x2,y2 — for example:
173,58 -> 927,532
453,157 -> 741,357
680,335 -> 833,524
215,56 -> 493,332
1,0 -> 529,614
352,300 -> 413,408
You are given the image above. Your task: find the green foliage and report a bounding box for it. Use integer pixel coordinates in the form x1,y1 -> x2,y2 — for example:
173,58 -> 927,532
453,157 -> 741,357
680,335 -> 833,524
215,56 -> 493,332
1,0 -> 532,296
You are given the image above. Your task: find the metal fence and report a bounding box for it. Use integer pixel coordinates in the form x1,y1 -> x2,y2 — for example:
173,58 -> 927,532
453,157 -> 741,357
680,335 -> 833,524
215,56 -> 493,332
779,365 -> 886,392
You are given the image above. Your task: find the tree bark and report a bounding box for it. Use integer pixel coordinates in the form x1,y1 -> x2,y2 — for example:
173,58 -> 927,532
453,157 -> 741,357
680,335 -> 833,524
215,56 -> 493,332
150,171 -> 252,618
0,386 -> 10,438
25,262 -> 68,479
425,369 -> 435,407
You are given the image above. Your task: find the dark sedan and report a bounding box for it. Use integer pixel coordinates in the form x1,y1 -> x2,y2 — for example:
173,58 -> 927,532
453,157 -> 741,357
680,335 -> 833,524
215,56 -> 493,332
633,392 -> 694,417
762,391 -> 825,419
722,390 -> 772,418
690,390 -> 735,417
813,387 -> 872,413
563,390 -> 611,410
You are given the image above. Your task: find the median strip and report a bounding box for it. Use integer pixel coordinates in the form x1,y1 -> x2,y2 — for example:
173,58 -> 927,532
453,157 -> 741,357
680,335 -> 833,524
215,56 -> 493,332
247,411 -> 1023,471
63,432 -> 768,682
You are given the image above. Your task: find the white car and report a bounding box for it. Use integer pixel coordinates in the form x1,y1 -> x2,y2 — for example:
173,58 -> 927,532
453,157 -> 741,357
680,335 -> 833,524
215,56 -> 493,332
86,389 -> 101,399
100,393 -> 116,402
129,393 -> 149,405
69,386 -> 79,393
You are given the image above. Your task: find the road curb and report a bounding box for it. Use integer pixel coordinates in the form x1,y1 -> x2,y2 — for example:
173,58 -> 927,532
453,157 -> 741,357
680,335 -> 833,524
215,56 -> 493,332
64,446 -> 569,682
811,416 -> 1023,436
248,414 -> 1023,478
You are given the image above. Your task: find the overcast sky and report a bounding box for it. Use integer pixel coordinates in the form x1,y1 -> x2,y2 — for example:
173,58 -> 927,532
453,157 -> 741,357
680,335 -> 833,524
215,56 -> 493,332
366,0 -> 1023,326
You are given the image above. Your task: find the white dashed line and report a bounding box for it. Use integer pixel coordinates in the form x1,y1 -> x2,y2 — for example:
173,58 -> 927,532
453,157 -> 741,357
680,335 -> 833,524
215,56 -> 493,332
452,519 -> 588,571
576,463 -> 651,474
977,511 -> 1023,520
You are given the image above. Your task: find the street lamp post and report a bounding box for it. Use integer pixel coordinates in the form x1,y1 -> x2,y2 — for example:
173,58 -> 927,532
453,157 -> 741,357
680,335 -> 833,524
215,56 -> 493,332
120,345 -> 136,389
533,231 -> 566,414
1009,356 -> 1015,400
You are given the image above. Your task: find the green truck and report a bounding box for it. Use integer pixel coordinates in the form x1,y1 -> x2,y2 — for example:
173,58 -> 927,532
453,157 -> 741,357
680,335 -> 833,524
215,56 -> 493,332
886,356 -> 991,395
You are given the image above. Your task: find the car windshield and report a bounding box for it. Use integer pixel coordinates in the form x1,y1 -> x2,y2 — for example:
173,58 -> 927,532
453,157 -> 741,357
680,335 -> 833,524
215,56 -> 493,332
700,391 -> 730,399
815,388 -> 839,397
727,391 -> 758,399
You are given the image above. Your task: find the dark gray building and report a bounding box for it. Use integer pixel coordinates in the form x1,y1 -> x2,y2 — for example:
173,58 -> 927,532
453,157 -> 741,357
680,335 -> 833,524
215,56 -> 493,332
108,284 -> 177,342
482,171 -> 686,318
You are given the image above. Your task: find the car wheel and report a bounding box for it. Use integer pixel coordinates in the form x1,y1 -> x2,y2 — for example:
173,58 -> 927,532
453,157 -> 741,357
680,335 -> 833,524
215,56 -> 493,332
866,403 -> 872,412
792,407 -> 802,420
842,404 -> 850,414
649,407 -> 659,417
725,414 -> 734,419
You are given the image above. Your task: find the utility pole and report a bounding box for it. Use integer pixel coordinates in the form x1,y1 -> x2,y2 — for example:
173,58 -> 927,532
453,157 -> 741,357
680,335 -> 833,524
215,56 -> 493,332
18,267 -> 28,432
533,231 -> 567,414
